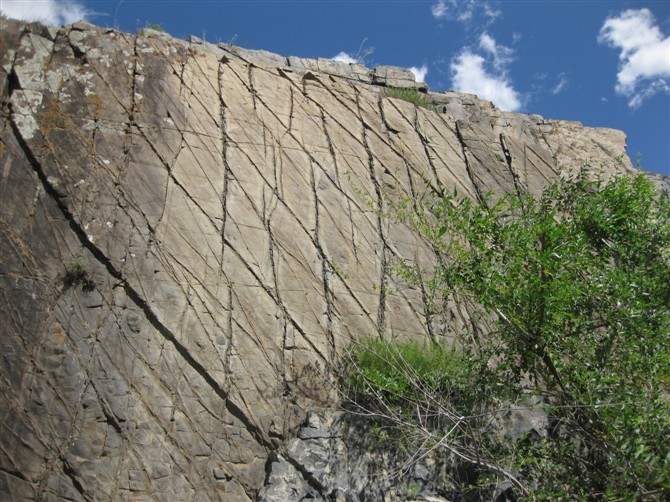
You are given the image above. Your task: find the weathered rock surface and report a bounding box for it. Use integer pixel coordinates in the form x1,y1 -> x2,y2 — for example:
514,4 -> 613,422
0,18 -> 635,500
259,411 -> 444,501
259,408 -> 548,501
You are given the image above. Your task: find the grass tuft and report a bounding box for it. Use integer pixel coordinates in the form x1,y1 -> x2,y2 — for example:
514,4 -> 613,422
382,87 -> 432,110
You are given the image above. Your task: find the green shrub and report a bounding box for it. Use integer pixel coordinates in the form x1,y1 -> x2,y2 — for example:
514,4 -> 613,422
61,257 -> 94,291
382,87 -> 432,110
137,23 -> 164,36
346,167 -> 670,499
346,338 -> 465,397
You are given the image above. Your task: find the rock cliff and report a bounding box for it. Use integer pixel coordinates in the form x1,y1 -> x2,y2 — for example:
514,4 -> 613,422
0,19 -> 634,500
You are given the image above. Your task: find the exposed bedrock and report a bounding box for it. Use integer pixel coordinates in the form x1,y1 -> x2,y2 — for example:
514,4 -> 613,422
0,19 -> 635,500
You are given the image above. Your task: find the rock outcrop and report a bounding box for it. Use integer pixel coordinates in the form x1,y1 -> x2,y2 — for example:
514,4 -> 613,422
1,18 -> 634,500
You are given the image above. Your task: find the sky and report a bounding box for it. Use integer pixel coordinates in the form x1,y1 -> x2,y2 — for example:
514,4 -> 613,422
2,0 -> 669,175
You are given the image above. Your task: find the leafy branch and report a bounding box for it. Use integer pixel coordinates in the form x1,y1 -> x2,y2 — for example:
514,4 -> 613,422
343,167 -> 670,499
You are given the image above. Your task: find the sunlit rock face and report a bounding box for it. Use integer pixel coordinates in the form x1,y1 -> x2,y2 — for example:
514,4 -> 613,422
0,18 -> 633,500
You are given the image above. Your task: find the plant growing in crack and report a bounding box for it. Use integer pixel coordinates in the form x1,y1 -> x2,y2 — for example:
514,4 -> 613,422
61,257 -> 95,292
137,22 -> 165,36
353,38 -> 375,65
328,258 -> 349,279
382,87 -> 432,110
404,480 -> 420,498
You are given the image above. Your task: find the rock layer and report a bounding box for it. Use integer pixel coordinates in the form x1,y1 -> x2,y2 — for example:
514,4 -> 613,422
0,19 -> 633,500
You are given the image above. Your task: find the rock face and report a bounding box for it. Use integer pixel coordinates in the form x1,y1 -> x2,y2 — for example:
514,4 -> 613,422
258,411 -> 453,501
0,19 -> 634,500
258,407 -> 549,501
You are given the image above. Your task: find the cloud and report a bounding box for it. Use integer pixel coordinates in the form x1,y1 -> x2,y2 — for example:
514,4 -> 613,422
450,33 -> 521,111
433,4 -> 516,108
431,0 -> 500,26
409,65 -> 428,83
431,0 -> 449,19
332,52 -> 358,64
598,8 -> 670,108
479,32 -> 513,69
1,0 -> 91,25
552,73 -> 569,95
451,52 -> 521,111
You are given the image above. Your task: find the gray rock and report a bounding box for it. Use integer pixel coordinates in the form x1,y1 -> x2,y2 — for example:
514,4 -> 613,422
0,17 -> 635,501
373,65 -> 427,91
260,410 -> 477,500
257,455 -> 309,501
218,43 -> 288,68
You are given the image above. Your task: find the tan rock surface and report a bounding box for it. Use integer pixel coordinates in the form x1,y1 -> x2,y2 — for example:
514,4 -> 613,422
0,19 -> 634,500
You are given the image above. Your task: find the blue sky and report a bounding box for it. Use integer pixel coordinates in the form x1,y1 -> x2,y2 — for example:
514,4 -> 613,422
3,0 -> 669,175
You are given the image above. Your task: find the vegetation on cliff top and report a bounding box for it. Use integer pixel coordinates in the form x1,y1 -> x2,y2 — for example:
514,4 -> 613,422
382,87 -> 433,110
343,168 -> 670,499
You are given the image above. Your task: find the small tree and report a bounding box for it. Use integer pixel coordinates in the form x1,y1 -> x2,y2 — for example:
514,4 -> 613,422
344,167 -> 670,499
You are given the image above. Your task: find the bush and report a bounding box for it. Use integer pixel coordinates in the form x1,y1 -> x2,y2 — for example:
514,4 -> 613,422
61,257 -> 94,291
344,337 -> 479,416
382,87 -> 432,110
137,23 -> 164,36
345,168 -> 670,499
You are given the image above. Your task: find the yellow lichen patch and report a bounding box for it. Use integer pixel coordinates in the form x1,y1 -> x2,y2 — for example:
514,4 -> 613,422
49,322 -> 67,345
40,97 -> 68,138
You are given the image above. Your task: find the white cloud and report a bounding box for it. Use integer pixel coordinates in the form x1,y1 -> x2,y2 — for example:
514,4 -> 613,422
431,0 -> 448,19
332,52 -> 358,64
481,2 -> 501,23
479,32 -> 497,54
450,42 -> 521,112
450,52 -> 521,111
478,32 -> 513,69
552,73 -> 569,95
598,8 -> 670,108
433,3 -> 516,109
409,65 -> 428,83
1,0 -> 91,25
431,0 -> 500,26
